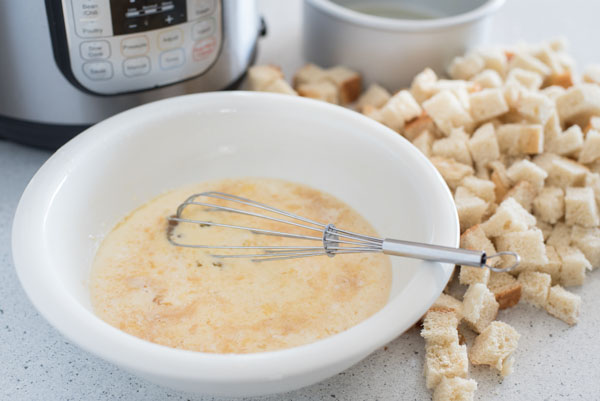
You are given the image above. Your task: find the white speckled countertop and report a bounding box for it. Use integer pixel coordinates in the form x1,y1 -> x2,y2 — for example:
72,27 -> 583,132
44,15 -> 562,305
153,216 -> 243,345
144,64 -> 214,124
2,1 -> 600,400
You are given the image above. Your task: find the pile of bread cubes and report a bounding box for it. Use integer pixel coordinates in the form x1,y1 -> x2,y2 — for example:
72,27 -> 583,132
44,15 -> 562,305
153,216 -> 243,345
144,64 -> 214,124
248,38 -> 600,401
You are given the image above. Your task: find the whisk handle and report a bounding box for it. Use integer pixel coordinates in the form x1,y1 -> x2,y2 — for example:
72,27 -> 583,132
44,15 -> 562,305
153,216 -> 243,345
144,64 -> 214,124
381,239 -> 519,272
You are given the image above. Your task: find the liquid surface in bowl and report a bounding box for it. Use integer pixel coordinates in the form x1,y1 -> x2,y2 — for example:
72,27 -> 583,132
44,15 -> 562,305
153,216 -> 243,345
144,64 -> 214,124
90,178 -> 392,353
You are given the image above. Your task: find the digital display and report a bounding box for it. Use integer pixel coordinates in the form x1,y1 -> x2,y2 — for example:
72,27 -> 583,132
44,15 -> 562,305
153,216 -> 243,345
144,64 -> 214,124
110,0 -> 187,36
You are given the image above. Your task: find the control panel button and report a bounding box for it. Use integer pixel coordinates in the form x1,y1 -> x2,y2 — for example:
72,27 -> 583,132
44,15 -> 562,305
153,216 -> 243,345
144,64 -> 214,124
82,61 -> 113,80
192,37 -> 217,61
158,29 -> 183,50
190,0 -> 215,19
120,36 -> 149,57
72,0 -> 112,38
80,40 -> 110,60
192,18 -> 215,40
123,56 -> 151,77
160,48 -> 186,70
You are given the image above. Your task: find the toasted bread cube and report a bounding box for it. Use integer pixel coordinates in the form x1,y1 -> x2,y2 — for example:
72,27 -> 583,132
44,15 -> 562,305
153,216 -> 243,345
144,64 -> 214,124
487,272 -> 521,309
461,176 -> 496,203
546,72 -> 574,89
505,68 -> 543,91
489,161 -> 512,200
546,125 -> 584,157
293,63 -> 327,87
483,197 -> 536,238
506,159 -> 547,190
462,283 -> 499,333
262,79 -> 297,95
514,90 -> 555,125
532,186 -> 564,224
431,293 -> 464,320
495,228 -> 548,272
422,308 -> 460,345
410,68 -> 438,104
430,157 -> 474,191
469,88 -> 509,123
423,91 -> 474,136
247,65 -> 284,90
477,47 -> 507,76
556,84 -> 600,126
583,64 -> 600,85
411,130 -> 435,157
509,52 -> 551,77
433,129 -> 472,166
297,81 -> 338,104
557,245 -> 590,287
545,285 -> 581,325
448,53 -> 485,80
578,129 -> 600,164
571,226 -> 600,269
433,377 -> 477,401
323,66 -> 362,104
517,271 -> 551,308
469,321 -> 520,374
538,245 -> 562,284
504,181 -> 537,212
468,123 -> 500,167
497,124 -> 544,155
546,222 -> 572,247
404,113 -> 439,141
424,342 -> 469,389
565,187 -> 600,227
455,187 -> 488,232
380,90 -> 422,131
356,83 -> 391,111
471,69 -> 503,89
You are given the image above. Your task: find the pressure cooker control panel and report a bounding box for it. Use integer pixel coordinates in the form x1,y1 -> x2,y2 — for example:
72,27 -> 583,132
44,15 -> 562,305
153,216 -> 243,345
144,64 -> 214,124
58,0 -> 222,95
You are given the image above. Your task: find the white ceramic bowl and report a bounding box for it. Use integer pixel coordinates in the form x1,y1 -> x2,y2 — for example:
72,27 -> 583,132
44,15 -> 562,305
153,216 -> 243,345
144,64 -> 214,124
12,92 -> 458,397
303,0 -> 505,89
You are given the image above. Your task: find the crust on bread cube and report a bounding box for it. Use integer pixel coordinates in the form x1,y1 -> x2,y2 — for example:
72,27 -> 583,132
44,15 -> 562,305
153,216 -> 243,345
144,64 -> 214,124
404,113 -> 439,141
487,272 -> 521,309
504,181 -> 537,212
557,245 -> 590,287
578,129 -> 600,164
248,65 -> 284,90
556,84 -> 600,127
297,81 -> 339,104
571,226 -> 600,269
495,228 -> 548,273
506,159 -> 547,190
468,123 -> 500,167
565,187 -> 600,227
482,197 -> 536,238
423,91 -> 474,136
424,341 -> 469,389
496,124 -> 544,155
433,377 -> 477,401
533,186 -> 565,224
546,125 -> 584,157
461,176 -> 496,203
380,90 -> 422,131
469,321 -> 520,374
545,285 -> 581,325
517,271 -> 551,308
430,157 -> 474,191
455,187 -> 488,232
410,68 -> 438,104
462,283 -> 499,333
356,83 -> 391,111
430,294 -> 464,320
469,88 -> 509,123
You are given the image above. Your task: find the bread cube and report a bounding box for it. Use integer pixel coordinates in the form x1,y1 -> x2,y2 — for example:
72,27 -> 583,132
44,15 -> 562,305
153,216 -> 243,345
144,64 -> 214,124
459,225 -> 496,286
410,68 -> 438,104
487,272 -> 521,309
548,37 -> 568,52
506,159 -> 547,190
482,197 -> 536,238
469,88 -> 509,123
585,172 -> 600,206
557,245 -> 590,287
433,129 -> 472,166
435,79 -> 472,110
356,83 -> 391,111
542,85 -> 567,101
546,72 -> 574,89
430,157 -> 474,191
565,187 -> 600,227
293,63 -> 327,87
496,124 -> 544,155
583,64 -> 600,85
545,285 -> 581,325
433,377 -> 477,401
248,65 -> 284,90
543,156 -> 588,189
495,228 -> 548,272
430,293 -> 464,320
411,130 -> 435,157
571,226 -> 600,269
538,245 -> 562,284
424,342 -> 469,389
505,68 -> 543,91
533,186 -> 565,224
323,66 -> 362,104
462,283 -> 499,333
509,52 -> 552,77
469,321 -> 520,375
468,123 -> 500,167
380,90 -> 422,131
504,181 -> 537,212
537,220 -> 553,241
461,176 -> 496,203
546,125 -> 584,157
423,91 -> 474,136
556,84 -> 600,126
471,69 -> 503,89
422,308 -> 460,345
448,53 -> 485,80
477,47 -> 508,76
517,271 -> 551,308
489,161 -> 512,200
297,81 -> 338,104
403,113 -> 439,141
455,187 -> 488,232
546,222 -> 572,247
578,129 -> 600,164
514,90 -> 555,125
362,105 -> 385,124
262,79 -> 297,95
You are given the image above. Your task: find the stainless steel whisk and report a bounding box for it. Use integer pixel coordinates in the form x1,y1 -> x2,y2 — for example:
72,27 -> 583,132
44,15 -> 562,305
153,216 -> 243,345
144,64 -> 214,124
167,192 -> 520,272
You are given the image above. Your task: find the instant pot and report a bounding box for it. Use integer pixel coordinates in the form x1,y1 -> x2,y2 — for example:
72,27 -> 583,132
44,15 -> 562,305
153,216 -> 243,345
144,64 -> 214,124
0,0 -> 263,148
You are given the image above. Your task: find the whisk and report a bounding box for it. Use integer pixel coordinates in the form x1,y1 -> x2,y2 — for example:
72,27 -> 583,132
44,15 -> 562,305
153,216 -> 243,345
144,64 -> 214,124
167,192 -> 520,273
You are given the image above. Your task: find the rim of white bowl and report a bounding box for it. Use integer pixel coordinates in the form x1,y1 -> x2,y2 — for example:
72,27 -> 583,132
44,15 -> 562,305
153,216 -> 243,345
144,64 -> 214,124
12,92 -> 458,384
305,0 -> 505,31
